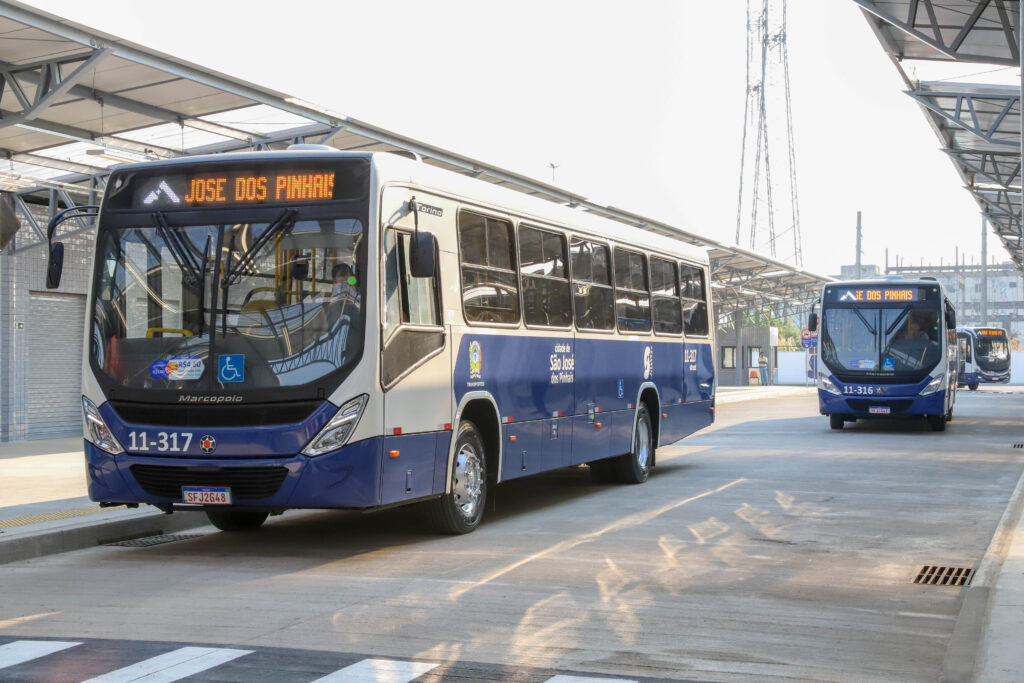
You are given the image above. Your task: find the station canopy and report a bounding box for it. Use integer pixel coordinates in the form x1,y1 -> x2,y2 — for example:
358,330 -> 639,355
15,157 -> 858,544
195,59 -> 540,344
0,0 -> 831,324
855,0 -> 1023,271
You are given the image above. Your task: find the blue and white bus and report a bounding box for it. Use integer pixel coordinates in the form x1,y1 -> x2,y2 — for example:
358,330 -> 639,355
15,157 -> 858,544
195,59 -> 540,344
957,327 -> 1011,389
46,149 -> 716,534
809,279 -> 957,431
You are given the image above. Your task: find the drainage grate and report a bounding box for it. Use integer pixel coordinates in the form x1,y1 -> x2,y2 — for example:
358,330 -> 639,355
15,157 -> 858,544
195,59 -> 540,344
914,565 -> 974,586
1013,444 -> 1023,449
103,533 -> 204,548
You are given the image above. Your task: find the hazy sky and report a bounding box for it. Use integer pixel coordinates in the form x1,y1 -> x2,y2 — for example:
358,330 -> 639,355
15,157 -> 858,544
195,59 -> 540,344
23,0 -> 1020,275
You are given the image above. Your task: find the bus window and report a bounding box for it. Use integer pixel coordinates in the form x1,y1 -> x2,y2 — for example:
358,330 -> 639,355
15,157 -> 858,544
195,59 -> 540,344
519,225 -> 571,328
650,256 -> 682,335
570,238 -> 614,331
681,264 -> 709,336
458,211 -> 519,325
614,248 -> 651,333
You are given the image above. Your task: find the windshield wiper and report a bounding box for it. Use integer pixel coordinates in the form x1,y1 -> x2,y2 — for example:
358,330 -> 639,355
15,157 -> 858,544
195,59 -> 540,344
221,208 -> 297,287
152,211 -> 202,286
884,305 -> 911,336
852,307 -> 876,335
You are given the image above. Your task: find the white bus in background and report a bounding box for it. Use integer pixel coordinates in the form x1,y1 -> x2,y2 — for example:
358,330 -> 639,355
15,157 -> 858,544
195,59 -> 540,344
46,148 -> 717,535
957,327 -> 1011,390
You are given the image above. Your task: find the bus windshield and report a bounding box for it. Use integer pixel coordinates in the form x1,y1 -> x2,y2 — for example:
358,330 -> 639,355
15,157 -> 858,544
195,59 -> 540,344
821,305 -> 941,376
976,334 -> 1010,371
90,215 -> 364,393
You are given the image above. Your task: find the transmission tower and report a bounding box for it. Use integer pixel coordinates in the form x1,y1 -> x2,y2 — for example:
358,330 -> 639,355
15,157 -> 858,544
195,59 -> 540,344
735,0 -> 803,267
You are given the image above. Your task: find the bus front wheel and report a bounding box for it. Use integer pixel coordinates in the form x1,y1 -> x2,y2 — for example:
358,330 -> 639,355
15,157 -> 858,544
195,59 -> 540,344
829,415 -> 844,430
206,509 -> 268,532
929,414 -> 947,432
428,420 -> 487,534
969,382 -> 979,391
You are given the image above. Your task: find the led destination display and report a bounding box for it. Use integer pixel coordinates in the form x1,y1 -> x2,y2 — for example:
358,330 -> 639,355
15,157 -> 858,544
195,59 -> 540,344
134,170 -> 336,208
977,328 -> 1006,336
826,287 -> 920,303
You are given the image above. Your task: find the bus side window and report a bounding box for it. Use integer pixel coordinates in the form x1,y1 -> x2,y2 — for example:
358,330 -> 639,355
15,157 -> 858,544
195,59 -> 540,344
681,264 -> 709,336
570,238 -> 614,331
614,247 -> 651,333
382,228 -> 443,388
650,256 -> 682,335
519,225 -> 571,328
458,210 -> 519,325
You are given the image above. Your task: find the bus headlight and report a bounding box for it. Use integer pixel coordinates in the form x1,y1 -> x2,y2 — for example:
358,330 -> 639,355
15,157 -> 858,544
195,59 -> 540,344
920,374 -> 946,395
302,394 -> 368,456
818,375 -> 841,395
82,396 -> 124,455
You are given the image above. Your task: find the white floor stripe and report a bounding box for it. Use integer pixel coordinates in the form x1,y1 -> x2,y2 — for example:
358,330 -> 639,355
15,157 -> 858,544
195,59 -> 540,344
544,676 -> 638,683
310,657 -> 439,683
0,640 -> 80,669
80,646 -> 252,683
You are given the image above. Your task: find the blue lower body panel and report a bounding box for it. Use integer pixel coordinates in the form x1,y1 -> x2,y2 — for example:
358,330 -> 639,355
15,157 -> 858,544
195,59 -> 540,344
86,433 -> 452,510
818,376 -> 946,419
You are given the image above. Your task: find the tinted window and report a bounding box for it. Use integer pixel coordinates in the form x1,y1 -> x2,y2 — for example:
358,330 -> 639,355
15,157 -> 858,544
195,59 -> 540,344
570,238 -> 614,330
459,211 -> 519,324
614,248 -> 651,333
520,226 -> 571,327
681,263 -> 709,336
650,256 -> 682,335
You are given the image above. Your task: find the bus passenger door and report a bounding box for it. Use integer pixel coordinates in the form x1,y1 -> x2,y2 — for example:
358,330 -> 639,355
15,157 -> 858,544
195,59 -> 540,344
379,213 -> 451,506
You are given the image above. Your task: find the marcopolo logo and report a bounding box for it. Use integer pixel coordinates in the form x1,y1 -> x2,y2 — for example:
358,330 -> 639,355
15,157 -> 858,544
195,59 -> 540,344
178,395 -> 244,403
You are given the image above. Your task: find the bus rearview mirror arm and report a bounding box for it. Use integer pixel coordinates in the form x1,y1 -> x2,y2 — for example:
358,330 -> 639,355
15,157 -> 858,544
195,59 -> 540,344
807,301 -> 818,333
44,204 -> 100,289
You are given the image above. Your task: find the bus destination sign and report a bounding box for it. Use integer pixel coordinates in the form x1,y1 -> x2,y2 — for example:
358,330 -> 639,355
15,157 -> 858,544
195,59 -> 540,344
132,170 -> 337,209
978,328 -> 1005,336
827,287 -> 919,303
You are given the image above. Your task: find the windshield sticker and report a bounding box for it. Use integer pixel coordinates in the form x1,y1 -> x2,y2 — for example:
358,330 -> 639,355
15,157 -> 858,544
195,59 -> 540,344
855,359 -> 876,370
883,357 -> 895,371
151,356 -> 204,381
218,354 -> 245,383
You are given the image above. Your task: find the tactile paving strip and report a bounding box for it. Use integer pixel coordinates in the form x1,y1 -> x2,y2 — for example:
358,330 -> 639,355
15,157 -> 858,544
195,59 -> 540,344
0,505 -> 122,529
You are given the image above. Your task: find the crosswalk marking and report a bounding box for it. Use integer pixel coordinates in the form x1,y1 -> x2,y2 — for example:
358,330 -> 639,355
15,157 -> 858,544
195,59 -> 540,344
544,676 -> 638,683
80,646 -> 253,683
310,657 -> 439,683
0,640 -> 80,669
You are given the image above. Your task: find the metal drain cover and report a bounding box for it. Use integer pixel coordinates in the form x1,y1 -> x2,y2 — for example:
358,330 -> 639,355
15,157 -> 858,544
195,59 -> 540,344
914,565 -> 973,586
104,533 -> 204,547
1013,444 -> 1023,449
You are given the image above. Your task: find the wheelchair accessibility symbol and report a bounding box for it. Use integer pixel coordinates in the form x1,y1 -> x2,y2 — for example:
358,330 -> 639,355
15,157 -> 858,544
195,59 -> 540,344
218,354 -> 244,383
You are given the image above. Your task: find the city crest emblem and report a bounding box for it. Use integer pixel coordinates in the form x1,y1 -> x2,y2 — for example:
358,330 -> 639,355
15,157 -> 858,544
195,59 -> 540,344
469,341 -> 482,380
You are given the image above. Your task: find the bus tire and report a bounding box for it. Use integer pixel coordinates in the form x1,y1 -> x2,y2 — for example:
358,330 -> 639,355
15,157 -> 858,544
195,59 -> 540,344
614,404 -> 653,484
206,509 -> 268,532
929,414 -> 947,432
829,415 -> 844,430
428,420 -> 487,534
969,382 -> 979,391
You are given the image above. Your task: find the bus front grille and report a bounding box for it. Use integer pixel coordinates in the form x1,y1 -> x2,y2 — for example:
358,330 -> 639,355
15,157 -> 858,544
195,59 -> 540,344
846,399 -> 914,413
129,464 -> 289,500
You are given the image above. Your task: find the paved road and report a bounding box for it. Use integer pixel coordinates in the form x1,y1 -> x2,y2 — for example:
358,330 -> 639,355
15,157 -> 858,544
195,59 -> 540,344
1,390 -> 1021,682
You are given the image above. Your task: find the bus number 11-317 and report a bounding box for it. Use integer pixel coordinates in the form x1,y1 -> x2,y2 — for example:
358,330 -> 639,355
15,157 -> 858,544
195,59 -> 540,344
127,431 -> 193,452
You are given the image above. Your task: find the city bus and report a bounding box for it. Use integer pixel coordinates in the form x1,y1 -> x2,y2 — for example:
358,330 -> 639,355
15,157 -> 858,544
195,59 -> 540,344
808,278 -> 957,431
46,149 -> 716,534
957,326 -> 1011,389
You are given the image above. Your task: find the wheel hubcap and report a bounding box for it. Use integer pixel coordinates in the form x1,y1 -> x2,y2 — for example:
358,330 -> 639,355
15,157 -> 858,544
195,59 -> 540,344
452,444 -> 483,519
635,419 -> 651,472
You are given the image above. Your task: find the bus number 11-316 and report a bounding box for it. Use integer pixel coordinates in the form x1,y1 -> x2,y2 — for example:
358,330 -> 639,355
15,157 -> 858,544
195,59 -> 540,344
127,431 -> 193,452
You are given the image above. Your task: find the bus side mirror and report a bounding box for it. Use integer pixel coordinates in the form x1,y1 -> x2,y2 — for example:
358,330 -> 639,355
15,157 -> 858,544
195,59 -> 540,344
808,312 -> 818,333
410,231 -> 436,278
46,242 -> 64,289
946,310 -> 956,329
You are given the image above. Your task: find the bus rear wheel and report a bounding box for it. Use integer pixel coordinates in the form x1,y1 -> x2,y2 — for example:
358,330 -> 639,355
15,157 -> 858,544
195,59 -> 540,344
614,404 -> 653,484
829,415 -> 844,430
206,509 -> 268,532
428,420 -> 487,534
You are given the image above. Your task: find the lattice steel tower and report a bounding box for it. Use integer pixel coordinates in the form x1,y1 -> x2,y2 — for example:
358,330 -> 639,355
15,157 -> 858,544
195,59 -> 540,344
735,0 -> 803,267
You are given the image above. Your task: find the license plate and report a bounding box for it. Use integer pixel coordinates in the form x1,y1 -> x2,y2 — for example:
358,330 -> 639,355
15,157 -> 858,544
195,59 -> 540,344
869,406 -> 891,415
182,486 -> 232,505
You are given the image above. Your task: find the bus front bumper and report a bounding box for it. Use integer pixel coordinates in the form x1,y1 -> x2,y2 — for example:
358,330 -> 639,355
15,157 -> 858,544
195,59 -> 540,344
818,377 -> 946,418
